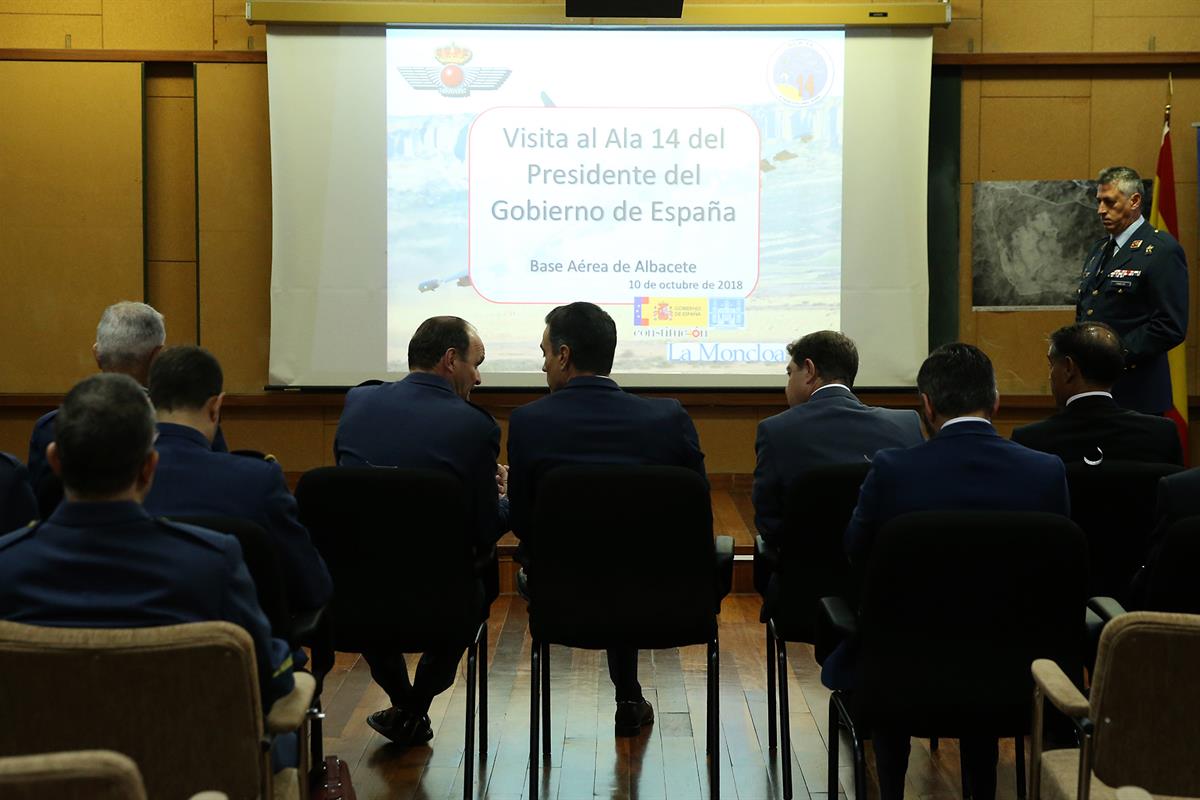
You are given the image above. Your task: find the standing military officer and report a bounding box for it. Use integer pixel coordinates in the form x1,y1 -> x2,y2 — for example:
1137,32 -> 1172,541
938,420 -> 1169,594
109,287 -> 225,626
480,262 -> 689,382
1076,166 -> 1188,414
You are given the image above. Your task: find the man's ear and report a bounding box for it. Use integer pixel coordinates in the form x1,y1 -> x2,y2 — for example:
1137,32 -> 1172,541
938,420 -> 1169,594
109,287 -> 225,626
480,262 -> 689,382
207,392 -> 226,424
1129,191 -> 1143,212
803,358 -> 819,384
46,442 -> 63,477
136,449 -> 159,495
92,343 -> 102,370
919,393 -> 935,422
557,343 -> 572,370
440,347 -> 458,372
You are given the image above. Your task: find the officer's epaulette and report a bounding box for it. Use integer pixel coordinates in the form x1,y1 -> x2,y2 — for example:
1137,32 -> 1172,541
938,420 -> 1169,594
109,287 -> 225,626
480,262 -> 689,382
467,399 -> 498,424
0,520 -> 42,550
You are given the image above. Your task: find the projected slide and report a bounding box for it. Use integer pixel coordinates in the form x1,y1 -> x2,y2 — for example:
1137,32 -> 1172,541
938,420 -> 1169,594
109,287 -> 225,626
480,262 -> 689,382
386,28 -> 843,376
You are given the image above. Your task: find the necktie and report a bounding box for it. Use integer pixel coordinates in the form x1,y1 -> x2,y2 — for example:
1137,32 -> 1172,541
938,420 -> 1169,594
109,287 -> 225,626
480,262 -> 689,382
1097,238 -> 1116,273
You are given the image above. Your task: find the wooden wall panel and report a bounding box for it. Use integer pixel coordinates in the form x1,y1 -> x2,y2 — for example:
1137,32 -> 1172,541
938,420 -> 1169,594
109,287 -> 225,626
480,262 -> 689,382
0,13 -> 101,48
979,97 -> 1091,180
1093,17 -> 1200,53
981,0 -> 1095,53
213,15 -> 267,51
100,0 -> 213,51
0,1 -> 100,11
0,61 -> 142,392
934,18 -> 979,54
147,261 -> 198,346
145,96 -> 196,262
196,63 -> 272,393
975,309 -> 1074,395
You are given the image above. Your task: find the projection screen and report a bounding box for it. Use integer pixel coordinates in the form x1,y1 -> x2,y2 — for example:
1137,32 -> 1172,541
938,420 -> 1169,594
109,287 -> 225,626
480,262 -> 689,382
266,25 -> 931,388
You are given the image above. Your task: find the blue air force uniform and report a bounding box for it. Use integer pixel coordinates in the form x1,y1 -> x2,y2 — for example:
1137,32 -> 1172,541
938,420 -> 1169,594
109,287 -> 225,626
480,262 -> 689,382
0,452 -> 37,535
28,407 -> 229,497
143,423 -> 332,613
0,501 -> 295,708
1076,218 -> 1189,414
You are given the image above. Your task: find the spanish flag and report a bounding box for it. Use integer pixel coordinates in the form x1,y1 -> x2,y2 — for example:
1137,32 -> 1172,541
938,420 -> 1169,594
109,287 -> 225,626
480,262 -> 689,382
1147,96 -> 1189,462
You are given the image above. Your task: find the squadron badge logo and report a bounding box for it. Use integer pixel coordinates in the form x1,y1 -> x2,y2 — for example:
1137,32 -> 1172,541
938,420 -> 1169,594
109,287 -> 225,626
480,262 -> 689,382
397,43 -> 511,98
767,40 -> 835,107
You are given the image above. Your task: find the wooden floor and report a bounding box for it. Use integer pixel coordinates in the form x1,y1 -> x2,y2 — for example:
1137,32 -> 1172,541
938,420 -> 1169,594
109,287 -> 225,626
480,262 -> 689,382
318,595 -> 1027,800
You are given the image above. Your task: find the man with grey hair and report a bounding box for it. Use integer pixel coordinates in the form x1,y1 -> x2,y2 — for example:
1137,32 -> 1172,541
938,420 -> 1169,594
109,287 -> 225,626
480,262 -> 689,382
26,301 -> 225,502
1076,166 -> 1188,415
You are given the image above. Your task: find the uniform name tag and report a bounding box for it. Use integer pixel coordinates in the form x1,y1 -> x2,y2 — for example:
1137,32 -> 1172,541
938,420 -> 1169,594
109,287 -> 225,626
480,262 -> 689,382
1110,280 -> 1133,288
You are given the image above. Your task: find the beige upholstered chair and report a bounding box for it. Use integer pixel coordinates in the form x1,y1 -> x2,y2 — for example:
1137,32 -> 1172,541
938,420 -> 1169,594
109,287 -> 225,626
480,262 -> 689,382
0,750 -> 148,800
0,621 -> 314,800
1030,611 -> 1200,800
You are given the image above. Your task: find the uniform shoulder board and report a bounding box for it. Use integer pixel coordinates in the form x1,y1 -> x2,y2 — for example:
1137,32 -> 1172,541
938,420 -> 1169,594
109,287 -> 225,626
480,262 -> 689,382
467,400 -> 498,424
0,520 -> 42,550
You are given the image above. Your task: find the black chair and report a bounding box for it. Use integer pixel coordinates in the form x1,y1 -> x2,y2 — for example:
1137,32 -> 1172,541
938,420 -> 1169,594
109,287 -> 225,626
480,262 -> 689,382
524,465 -> 731,800
815,511 -> 1088,800
754,462 -> 870,770
167,515 -> 298,646
1064,460 -> 1181,598
295,466 -> 489,800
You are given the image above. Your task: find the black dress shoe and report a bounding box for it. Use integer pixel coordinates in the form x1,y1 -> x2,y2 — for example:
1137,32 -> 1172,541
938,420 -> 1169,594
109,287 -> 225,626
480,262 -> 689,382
367,707 -> 434,746
614,699 -> 654,737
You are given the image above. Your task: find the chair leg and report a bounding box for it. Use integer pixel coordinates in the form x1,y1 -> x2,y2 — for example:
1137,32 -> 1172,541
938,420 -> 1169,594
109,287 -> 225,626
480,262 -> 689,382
827,695 -> 840,797
776,634 -> 792,800
708,635 -> 720,800
541,642 -> 551,759
479,623 -> 488,757
530,639 -> 540,800
961,745 -> 972,800
833,692 -> 866,800
1015,735 -> 1027,800
464,640 -> 477,800
766,628 -> 777,751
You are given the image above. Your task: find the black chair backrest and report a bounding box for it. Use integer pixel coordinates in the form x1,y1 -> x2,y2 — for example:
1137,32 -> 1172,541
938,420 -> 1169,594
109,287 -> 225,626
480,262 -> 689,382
529,465 -> 716,650
168,515 -> 293,644
774,462 -> 871,641
1144,515 -> 1200,614
1065,460 -> 1182,596
295,466 -> 480,652
857,510 -> 1088,736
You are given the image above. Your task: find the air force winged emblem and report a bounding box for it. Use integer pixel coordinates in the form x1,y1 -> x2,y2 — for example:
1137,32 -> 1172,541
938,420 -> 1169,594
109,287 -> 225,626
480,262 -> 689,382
397,43 -> 511,98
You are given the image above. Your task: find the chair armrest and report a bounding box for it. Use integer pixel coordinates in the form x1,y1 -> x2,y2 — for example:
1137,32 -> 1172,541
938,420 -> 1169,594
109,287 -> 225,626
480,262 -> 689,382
715,535 -> 734,601
814,595 -> 857,665
1031,658 -> 1089,718
818,596 -> 857,639
753,534 -> 778,597
290,605 -> 326,646
1088,596 -> 1127,623
266,672 -> 317,735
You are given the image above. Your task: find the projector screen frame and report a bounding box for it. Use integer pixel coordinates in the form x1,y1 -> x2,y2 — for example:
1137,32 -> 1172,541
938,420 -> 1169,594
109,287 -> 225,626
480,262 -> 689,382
248,1 -> 951,29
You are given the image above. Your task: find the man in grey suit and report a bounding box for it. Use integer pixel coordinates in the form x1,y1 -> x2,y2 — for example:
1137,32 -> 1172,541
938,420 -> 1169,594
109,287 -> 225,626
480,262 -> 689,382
752,330 -> 924,544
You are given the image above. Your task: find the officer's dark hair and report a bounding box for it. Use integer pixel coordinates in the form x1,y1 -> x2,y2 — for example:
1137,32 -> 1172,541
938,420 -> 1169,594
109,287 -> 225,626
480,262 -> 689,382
786,330 -> 859,388
408,316 -> 472,371
55,373 -> 156,496
149,346 -> 223,411
545,302 -> 617,375
1049,322 -> 1125,387
916,343 -> 999,419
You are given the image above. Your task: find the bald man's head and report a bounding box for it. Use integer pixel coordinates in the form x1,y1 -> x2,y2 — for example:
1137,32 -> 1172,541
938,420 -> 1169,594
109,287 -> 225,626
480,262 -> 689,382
1046,322 -> 1126,405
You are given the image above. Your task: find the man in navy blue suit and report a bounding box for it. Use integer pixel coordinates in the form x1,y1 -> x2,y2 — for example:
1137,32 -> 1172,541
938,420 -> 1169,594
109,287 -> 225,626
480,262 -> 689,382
142,346 -> 332,617
1012,322 -> 1182,465
334,316 -> 503,746
27,302 -> 228,508
0,373 -> 294,715
835,343 -> 1070,800
752,330 -> 923,544
507,302 -> 707,736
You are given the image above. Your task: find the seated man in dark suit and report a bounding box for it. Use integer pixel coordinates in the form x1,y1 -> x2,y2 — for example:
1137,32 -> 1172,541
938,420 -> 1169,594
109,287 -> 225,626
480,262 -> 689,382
1012,322 -> 1182,465
142,346 -> 332,618
334,316 -> 503,746
0,452 -> 37,535
753,330 -> 923,544
0,373 -> 294,716
836,343 -> 1070,800
1130,466 -> 1200,606
507,301 -> 707,737
27,302 -> 228,506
